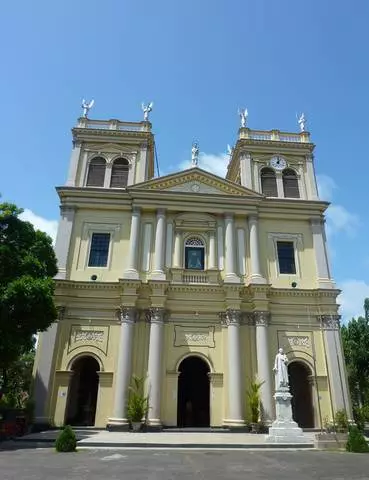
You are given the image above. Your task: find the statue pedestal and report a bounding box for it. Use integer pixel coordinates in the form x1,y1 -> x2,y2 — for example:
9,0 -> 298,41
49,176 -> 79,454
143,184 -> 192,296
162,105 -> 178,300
266,387 -> 309,444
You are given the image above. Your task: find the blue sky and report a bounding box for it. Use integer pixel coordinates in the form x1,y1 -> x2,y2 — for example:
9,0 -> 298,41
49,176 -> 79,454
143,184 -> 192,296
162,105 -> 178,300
1,0 -> 368,320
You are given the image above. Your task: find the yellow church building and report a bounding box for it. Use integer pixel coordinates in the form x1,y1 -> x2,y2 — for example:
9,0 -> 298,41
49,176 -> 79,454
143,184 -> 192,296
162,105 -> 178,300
33,110 -> 352,430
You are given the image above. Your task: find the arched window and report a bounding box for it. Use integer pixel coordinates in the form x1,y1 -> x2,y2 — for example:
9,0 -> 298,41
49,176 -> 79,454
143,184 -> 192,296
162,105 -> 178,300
185,236 -> 205,270
86,157 -> 106,187
260,167 -> 278,197
110,158 -> 129,188
283,169 -> 300,198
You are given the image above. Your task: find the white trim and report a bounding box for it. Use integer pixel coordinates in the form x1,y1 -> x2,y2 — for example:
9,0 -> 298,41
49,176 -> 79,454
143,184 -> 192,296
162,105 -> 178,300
268,232 -> 303,278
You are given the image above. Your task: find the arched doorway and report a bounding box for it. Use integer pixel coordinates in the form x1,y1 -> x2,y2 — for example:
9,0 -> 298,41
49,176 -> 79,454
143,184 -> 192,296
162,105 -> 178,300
288,361 -> 314,428
66,356 -> 100,426
177,356 -> 210,427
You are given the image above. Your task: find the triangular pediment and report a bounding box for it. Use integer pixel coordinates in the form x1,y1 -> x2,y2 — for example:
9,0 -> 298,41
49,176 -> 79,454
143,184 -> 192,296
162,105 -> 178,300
132,167 -> 263,197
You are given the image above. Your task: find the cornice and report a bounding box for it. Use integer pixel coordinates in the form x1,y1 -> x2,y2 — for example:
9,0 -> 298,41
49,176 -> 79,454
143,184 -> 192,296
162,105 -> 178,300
168,284 -> 223,294
55,280 -> 121,291
236,138 -> 315,152
72,127 -> 153,143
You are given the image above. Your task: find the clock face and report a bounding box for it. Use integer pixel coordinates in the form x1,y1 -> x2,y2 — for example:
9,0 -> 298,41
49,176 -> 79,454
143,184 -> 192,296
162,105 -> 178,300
270,156 -> 287,170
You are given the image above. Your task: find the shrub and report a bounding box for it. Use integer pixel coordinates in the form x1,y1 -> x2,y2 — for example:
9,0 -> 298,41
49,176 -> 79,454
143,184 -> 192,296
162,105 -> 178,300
346,426 -> 369,453
353,406 -> 365,432
334,409 -> 348,432
55,425 -> 77,452
247,378 -> 264,424
127,375 -> 149,424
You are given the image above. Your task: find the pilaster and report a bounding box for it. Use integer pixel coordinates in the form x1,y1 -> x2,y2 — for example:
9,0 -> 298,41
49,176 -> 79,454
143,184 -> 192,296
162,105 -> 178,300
122,207 -> 141,280
151,209 -> 166,280
54,206 -> 76,280
311,218 -> 335,289
248,215 -> 266,284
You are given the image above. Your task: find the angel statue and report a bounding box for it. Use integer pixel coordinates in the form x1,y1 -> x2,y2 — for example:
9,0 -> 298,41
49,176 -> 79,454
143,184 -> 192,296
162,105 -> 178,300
142,101 -> 153,121
191,142 -> 199,167
81,99 -> 94,118
238,108 -> 248,128
297,112 -> 307,132
227,144 -> 234,157
273,347 -> 289,390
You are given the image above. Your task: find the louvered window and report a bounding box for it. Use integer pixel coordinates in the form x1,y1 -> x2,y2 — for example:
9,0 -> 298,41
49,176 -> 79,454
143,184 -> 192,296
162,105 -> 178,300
283,169 -> 300,198
261,168 -> 278,197
185,236 -> 205,270
110,158 -> 129,188
86,157 -> 106,187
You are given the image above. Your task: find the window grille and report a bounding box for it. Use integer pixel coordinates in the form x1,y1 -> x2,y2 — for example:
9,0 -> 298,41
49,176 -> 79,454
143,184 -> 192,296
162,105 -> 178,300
261,168 -> 278,197
86,157 -> 106,187
88,233 -> 110,267
110,158 -> 129,188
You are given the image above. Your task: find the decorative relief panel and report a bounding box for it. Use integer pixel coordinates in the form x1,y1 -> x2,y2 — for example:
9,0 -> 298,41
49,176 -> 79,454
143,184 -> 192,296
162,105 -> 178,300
277,331 -> 312,352
174,325 -> 215,347
68,325 -> 109,354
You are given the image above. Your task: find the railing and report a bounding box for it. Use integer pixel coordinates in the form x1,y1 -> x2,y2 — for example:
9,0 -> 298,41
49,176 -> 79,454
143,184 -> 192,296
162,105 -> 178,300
76,118 -> 151,132
239,128 -> 310,143
171,268 -> 220,285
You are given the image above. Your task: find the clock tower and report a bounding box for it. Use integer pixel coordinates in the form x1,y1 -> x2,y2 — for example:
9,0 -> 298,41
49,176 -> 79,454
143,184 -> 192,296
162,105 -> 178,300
226,126 -> 319,201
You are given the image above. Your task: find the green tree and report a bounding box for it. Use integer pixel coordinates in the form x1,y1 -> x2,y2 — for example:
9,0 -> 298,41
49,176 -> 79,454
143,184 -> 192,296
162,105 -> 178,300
341,298 -> 369,407
0,202 -> 57,390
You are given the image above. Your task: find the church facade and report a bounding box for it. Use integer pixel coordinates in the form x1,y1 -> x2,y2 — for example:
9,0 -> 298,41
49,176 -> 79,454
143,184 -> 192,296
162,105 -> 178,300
33,112 -> 352,430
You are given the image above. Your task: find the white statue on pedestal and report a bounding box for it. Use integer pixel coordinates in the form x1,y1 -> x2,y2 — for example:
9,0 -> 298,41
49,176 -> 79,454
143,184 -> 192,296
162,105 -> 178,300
81,99 -> 94,118
297,113 -> 307,132
238,108 -> 248,128
191,142 -> 199,167
142,102 -> 153,121
273,347 -> 289,390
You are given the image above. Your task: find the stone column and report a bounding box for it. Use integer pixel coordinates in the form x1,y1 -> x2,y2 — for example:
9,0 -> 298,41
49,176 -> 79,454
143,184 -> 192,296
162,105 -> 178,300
165,221 -> 173,269
151,209 -> 166,280
306,154 -> 319,200
311,218 -> 334,289
146,308 -> 166,427
237,228 -> 246,276
221,309 -> 244,426
320,315 -> 353,421
254,311 -> 273,423
224,214 -> 239,283
66,141 -> 82,187
248,215 -> 266,284
108,307 -> 137,428
276,172 -> 284,198
34,307 -> 64,425
123,207 -> 141,279
217,223 -> 224,270
173,230 -> 182,268
141,223 -> 152,272
208,231 -> 217,269
239,152 -> 252,189
54,206 -> 75,280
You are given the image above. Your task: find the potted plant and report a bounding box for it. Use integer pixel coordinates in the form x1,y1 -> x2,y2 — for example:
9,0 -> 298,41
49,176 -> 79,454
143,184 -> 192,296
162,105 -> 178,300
247,378 -> 264,433
127,375 -> 149,432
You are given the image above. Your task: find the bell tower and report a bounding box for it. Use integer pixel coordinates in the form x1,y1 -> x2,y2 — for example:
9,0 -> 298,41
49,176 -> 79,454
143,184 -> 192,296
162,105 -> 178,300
65,116 -> 155,189
226,125 -> 319,201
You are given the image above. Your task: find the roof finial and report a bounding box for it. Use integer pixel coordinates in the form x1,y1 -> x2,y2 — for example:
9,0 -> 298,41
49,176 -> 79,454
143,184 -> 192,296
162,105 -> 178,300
297,112 -> 307,132
238,107 -> 248,128
142,101 -> 153,122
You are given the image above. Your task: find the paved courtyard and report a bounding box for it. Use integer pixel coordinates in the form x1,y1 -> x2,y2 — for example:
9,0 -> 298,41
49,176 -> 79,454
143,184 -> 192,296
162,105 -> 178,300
0,448 -> 368,480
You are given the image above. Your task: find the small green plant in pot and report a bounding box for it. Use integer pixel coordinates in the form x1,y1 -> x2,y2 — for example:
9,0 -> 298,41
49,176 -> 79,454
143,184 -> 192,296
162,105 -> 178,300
55,425 -> 77,452
127,375 -> 149,431
247,378 -> 264,433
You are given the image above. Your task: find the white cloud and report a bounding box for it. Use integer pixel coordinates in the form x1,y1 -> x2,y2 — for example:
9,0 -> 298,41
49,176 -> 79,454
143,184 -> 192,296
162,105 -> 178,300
316,173 -> 359,238
179,152 -> 228,177
20,209 -> 58,243
338,280 -> 369,322
316,174 -> 337,201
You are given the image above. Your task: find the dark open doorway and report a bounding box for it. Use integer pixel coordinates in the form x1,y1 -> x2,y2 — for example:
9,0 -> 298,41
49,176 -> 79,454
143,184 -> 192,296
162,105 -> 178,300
66,356 -> 99,426
288,361 -> 314,428
177,356 -> 210,427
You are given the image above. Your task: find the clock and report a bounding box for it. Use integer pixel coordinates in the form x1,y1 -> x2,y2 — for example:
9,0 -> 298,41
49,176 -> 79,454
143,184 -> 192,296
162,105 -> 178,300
270,156 -> 287,170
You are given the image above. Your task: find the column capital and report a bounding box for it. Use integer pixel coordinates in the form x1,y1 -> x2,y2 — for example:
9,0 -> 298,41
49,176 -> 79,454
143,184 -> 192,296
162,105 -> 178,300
132,206 -> 141,215
116,306 -> 138,324
157,208 -> 166,217
318,314 -> 340,330
57,306 -> 66,321
60,205 -> 76,217
310,217 -> 323,228
146,307 -> 168,324
248,214 -> 259,224
254,311 -> 270,326
219,308 -> 241,326
224,213 -> 234,220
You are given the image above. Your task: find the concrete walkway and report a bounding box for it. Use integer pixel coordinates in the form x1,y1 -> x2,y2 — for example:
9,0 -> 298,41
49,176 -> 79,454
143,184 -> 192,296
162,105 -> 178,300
2,429 -> 316,450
